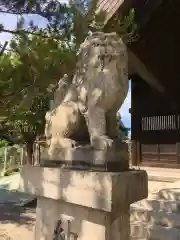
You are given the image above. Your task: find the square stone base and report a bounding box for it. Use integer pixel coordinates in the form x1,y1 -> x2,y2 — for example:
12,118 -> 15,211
35,197 -> 130,240
19,166 -> 148,240
36,198 -> 110,240
40,141 -> 129,172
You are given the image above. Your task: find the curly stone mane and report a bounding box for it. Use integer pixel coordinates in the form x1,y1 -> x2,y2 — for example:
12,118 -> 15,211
73,32 -> 128,87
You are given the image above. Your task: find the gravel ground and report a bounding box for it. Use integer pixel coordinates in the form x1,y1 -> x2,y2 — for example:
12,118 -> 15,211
0,203 -> 35,240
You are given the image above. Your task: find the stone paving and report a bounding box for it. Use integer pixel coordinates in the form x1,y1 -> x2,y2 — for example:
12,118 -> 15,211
0,203 -> 35,240
0,174 -> 36,240
0,173 -> 34,204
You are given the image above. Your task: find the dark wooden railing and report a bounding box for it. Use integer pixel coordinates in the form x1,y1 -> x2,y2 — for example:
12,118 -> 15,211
141,115 -> 178,131
131,114 -> 180,167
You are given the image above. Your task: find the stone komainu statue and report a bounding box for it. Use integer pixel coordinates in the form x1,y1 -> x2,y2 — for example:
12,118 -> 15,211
45,32 -> 128,159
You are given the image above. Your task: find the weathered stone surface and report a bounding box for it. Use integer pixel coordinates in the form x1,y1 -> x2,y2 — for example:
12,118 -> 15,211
44,32 -> 129,167
19,166 -> 148,240
19,166 -> 148,212
41,140 -> 129,171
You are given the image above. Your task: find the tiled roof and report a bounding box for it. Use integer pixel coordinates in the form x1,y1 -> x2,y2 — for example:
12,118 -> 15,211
96,0 -> 124,24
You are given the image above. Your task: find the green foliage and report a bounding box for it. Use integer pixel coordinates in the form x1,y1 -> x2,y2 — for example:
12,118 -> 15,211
5,94 -> 49,139
117,113 -> 130,140
0,139 -> 9,148
0,25 -> 76,157
0,1 -> 105,152
104,8 -> 138,44
0,1 -> 93,163
118,8 -> 138,43
0,26 -> 76,106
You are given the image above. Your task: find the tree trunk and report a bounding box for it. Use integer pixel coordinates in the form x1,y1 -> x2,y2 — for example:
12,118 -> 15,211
26,141 -> 34,165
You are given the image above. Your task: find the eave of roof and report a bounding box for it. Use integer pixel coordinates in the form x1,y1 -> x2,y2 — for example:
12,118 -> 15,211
96,0 -> 124,24
96,0 -> 163,29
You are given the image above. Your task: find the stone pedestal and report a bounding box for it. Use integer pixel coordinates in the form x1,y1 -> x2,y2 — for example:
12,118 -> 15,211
41,141 -> 129,172
19,166 -> 148,240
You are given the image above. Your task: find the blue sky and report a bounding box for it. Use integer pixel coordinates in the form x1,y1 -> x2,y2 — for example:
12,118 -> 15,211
120,81 -> 131,129
0,10 -> 131,129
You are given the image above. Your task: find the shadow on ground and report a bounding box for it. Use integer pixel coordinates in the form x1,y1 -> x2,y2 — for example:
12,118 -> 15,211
0,188 -> 36,228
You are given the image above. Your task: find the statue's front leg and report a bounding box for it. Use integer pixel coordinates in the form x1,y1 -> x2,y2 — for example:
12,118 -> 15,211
48,137 -> 77,160
85,106 -> 113,150
106,112 -> 118,139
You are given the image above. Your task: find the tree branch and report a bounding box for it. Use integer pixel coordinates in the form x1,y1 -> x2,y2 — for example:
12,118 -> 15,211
0,41 -> 8,55
0,2 -> 68,20
0,28 -> 63,40
0,9 -> 59,19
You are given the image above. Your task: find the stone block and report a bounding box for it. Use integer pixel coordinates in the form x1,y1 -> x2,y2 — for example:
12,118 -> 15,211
131,222 -> 180,240
41,141 -> 129,172
19,166 -> 148,240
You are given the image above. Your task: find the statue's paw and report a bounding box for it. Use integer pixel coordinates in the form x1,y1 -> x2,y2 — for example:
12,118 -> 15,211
58,138 -> 78,149
91,135 -> 114,150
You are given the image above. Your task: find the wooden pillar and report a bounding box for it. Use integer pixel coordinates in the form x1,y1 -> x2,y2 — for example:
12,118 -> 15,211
131,140 -> 136,166
131,77 -> 142,166
157,144 -> 160,161
131,140 -> 141,166
176,142 -> 180,164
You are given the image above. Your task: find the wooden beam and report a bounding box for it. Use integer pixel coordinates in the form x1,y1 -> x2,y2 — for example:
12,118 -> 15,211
97,0 -> 163,29
176,143 -> 180,164
131,140 -> 141,166
96,0 -> 125,25
128,49 -> 165,92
